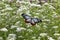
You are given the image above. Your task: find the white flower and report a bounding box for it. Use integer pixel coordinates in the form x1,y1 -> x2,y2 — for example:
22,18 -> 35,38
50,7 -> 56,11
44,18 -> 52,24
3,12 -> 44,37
6,7 -> 13,10
5,4 -> 13,10
18,36 -> 23,38
0,37 -> 3,40
2,0 -> 4,1
7,34 -> 16,40
8,0 -> 14,3
1,9 -> 5,12
43,3 -> 49,6
38,9 -> 45,13
58,37 -> 60,40
36,13 -> 39,15
0,28 -> 8,32
15,21 -> 20,25
40,33 -> 47,37
16,27 -> 26,32
38,36 -> 41,39
53,12 -> 57,14
10,25 -> 19,29
49,5 -> 55,9
17,6 -> 27,12
26,23 -> 31,27
16,1 -> 30,4
34,16 -> 38,18
52,14 -> 57,18
26,11 -> 31,16
52,12 -> 58,18
5,4 -> 10,8
17,8 -> 23,12
36,25 -> 40,28
30,3 -> 41,7
27,29 -> 33,32
42,16 -> 46,19
43,25 -> 47,28
54,33 -> 60,36
48,37 -> 55,40
32,36 -> 36,39
52,26 -> 58,29
43,19 -> 50,22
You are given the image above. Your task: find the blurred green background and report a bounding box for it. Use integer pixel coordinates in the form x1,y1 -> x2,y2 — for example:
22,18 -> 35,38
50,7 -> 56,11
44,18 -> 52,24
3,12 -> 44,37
0,0 -> 60,40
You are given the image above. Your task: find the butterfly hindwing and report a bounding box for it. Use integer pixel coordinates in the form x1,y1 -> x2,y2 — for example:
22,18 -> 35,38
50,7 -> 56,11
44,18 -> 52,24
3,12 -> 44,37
25,18 -> 32,23
32,18 -> 42,23
30,18 -> 42,25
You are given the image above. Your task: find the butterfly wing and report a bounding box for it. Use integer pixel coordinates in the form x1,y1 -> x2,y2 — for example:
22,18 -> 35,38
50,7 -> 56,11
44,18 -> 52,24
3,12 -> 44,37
33,18 -> 42,23
21,13 -> 32,23
30,19 -> 36,25
31,18 -> 42,25
25,18 -> 32,23
21,13 -> 31,20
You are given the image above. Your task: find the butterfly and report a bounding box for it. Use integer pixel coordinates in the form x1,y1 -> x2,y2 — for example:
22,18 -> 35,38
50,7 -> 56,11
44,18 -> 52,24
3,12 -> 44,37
21,13 -> 42,25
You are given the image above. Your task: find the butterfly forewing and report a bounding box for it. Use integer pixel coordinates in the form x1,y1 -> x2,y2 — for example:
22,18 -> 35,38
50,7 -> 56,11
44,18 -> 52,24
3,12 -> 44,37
22,13 -> 32,23
22,13 -> 31,20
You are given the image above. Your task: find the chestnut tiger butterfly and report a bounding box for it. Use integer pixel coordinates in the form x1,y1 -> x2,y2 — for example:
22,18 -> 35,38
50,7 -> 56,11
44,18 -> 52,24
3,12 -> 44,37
21,13 -> 42,25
